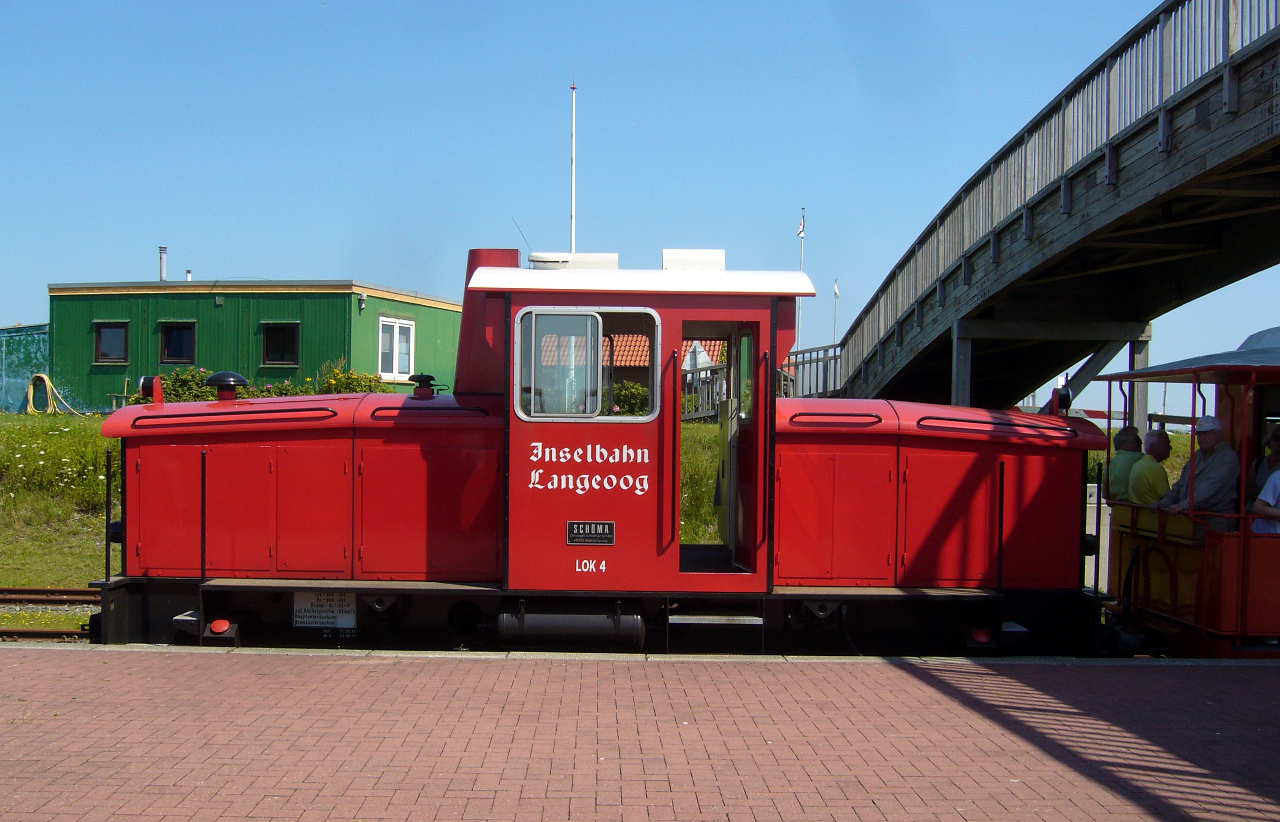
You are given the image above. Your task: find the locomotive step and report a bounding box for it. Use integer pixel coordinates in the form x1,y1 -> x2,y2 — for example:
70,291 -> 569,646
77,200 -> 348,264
668,614 -> 765,626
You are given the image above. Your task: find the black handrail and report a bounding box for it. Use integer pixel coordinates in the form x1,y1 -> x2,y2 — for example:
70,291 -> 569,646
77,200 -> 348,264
132,407 -> 339,428
916,415 -> 1077,439
369,406 -> 488,419
787,412 -> 884,426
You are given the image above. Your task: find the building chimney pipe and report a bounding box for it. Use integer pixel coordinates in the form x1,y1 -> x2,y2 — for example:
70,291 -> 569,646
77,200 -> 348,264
159,246 -> 168,281
185,268 -> 192,281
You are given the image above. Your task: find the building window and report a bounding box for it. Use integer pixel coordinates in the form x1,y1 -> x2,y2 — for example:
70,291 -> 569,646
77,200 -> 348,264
94,322 -> 128,364
262,323 -> 300,365
379,317 -> 414,380
160,322 -> 195,364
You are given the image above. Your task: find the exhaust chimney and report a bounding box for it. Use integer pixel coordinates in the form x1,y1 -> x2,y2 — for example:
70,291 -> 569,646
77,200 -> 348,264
158,246 -> 168,281
185,269 -> 192,281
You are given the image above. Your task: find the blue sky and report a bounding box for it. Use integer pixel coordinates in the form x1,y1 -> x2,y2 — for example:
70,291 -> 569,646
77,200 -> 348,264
2,0 -> 1273,411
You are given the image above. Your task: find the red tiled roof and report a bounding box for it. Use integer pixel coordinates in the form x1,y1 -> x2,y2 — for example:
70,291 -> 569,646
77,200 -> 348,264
607,334 -> 651,368
683,339 -> 725,368
539,335 -> 591,366
538,334 -> 726,368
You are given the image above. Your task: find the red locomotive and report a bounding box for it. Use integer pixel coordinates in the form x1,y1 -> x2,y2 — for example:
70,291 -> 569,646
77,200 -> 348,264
96,248 -> 1106,651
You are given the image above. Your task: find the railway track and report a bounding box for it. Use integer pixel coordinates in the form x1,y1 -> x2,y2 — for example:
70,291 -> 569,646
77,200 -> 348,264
0,589 -> 97,641
0,626 -> 91,640
0,588 -> 100,606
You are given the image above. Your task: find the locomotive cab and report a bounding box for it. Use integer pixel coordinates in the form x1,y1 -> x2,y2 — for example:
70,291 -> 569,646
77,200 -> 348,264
466,249 -> 810,595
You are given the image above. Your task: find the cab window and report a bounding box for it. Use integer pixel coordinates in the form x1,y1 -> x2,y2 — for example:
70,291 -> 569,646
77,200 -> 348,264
517,309 -> 658,421
519,311 -> 601,417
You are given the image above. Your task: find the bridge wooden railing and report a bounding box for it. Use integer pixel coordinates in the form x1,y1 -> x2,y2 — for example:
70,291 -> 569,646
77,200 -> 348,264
839,0 -> 1279,394
780,344 -> 842,398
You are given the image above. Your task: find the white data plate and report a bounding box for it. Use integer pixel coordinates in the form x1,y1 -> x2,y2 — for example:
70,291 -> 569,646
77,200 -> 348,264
292,591 -> 357,629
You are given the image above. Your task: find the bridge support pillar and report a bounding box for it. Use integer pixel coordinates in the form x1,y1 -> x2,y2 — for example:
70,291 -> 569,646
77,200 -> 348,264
1128,337 -> 1150,432
951,324 -> 972,407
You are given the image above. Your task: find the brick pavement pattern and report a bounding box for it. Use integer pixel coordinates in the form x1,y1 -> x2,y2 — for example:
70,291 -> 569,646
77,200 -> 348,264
1,647 -> 1279,821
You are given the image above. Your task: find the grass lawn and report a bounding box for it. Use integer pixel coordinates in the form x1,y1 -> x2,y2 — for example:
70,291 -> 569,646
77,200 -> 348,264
681,421 -> 720,543
0,414 -> 116,588
0,609 -> 94,631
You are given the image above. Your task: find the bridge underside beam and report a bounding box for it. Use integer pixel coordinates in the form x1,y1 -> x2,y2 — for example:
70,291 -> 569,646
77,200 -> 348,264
954,320 -> 1150,342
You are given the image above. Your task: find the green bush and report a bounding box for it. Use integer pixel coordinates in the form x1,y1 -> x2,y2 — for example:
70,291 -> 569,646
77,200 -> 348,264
317,359 -> 394,394
127,363 -> 393,404
146,367 -> 217,402
608,380 -> 650,416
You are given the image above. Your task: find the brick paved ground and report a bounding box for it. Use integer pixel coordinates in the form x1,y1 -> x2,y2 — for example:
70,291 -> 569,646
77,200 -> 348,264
1,647 -> 1278,821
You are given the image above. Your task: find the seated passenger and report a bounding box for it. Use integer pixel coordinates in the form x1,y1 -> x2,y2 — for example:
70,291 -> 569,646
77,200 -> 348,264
1249,425 -> 1280,503
1107,425 -> 1142,502
1158,415 -> 1239,531
1129,429 -> 1172,506
1253,469 -> 1280,534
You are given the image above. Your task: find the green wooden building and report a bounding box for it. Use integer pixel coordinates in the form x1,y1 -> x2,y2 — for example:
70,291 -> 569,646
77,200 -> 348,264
47,281 -> 461,411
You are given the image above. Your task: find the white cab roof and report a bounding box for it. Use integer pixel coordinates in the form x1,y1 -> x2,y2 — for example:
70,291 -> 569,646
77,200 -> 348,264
468,267 -> 816,297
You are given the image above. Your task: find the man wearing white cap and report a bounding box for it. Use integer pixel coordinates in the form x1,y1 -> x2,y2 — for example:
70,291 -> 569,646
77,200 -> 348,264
1157,415 -> 1239,531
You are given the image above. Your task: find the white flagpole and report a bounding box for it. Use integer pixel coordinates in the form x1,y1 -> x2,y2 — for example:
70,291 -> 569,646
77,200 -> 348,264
570,82 -> 577,255
796,207 -> 805,347
832,278 -> 840,342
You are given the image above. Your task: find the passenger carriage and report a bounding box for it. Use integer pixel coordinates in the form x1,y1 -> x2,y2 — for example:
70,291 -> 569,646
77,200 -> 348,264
1101,327 -> 1280,656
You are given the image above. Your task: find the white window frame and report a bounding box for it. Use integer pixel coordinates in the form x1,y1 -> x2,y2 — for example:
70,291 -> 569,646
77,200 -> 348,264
378,316 -> 415,381
513,306 -> 661,424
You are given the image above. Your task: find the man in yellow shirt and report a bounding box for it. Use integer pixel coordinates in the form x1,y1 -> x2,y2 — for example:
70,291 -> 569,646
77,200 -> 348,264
1129,429 -> 1172,505
1107,426 -> 1142,501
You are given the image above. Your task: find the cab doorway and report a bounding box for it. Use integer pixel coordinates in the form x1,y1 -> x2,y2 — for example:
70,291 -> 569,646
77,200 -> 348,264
679,323 -> 756,573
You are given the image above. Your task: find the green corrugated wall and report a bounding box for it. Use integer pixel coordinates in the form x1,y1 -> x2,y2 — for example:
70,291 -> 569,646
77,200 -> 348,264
349,294 -> 461,392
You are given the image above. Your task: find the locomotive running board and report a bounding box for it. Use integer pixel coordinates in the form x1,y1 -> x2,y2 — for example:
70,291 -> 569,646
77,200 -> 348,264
770,586 -> 1001,599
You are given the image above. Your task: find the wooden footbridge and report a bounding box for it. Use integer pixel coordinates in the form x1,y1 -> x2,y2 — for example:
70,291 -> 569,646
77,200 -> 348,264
788,0 -> 1280,419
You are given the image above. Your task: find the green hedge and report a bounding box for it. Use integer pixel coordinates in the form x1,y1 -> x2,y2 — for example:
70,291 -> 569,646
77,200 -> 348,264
128,362 -> 394,404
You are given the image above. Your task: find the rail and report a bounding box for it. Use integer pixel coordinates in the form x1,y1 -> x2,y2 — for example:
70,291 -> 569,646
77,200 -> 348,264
839,0 -> 1280,392
0,588 -> 99,605
780,343 -> 842,398
681,364 -> 726,420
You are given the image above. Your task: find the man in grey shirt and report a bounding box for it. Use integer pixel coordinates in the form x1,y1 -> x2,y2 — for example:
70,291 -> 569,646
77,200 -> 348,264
1157,415 -> 1239,531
